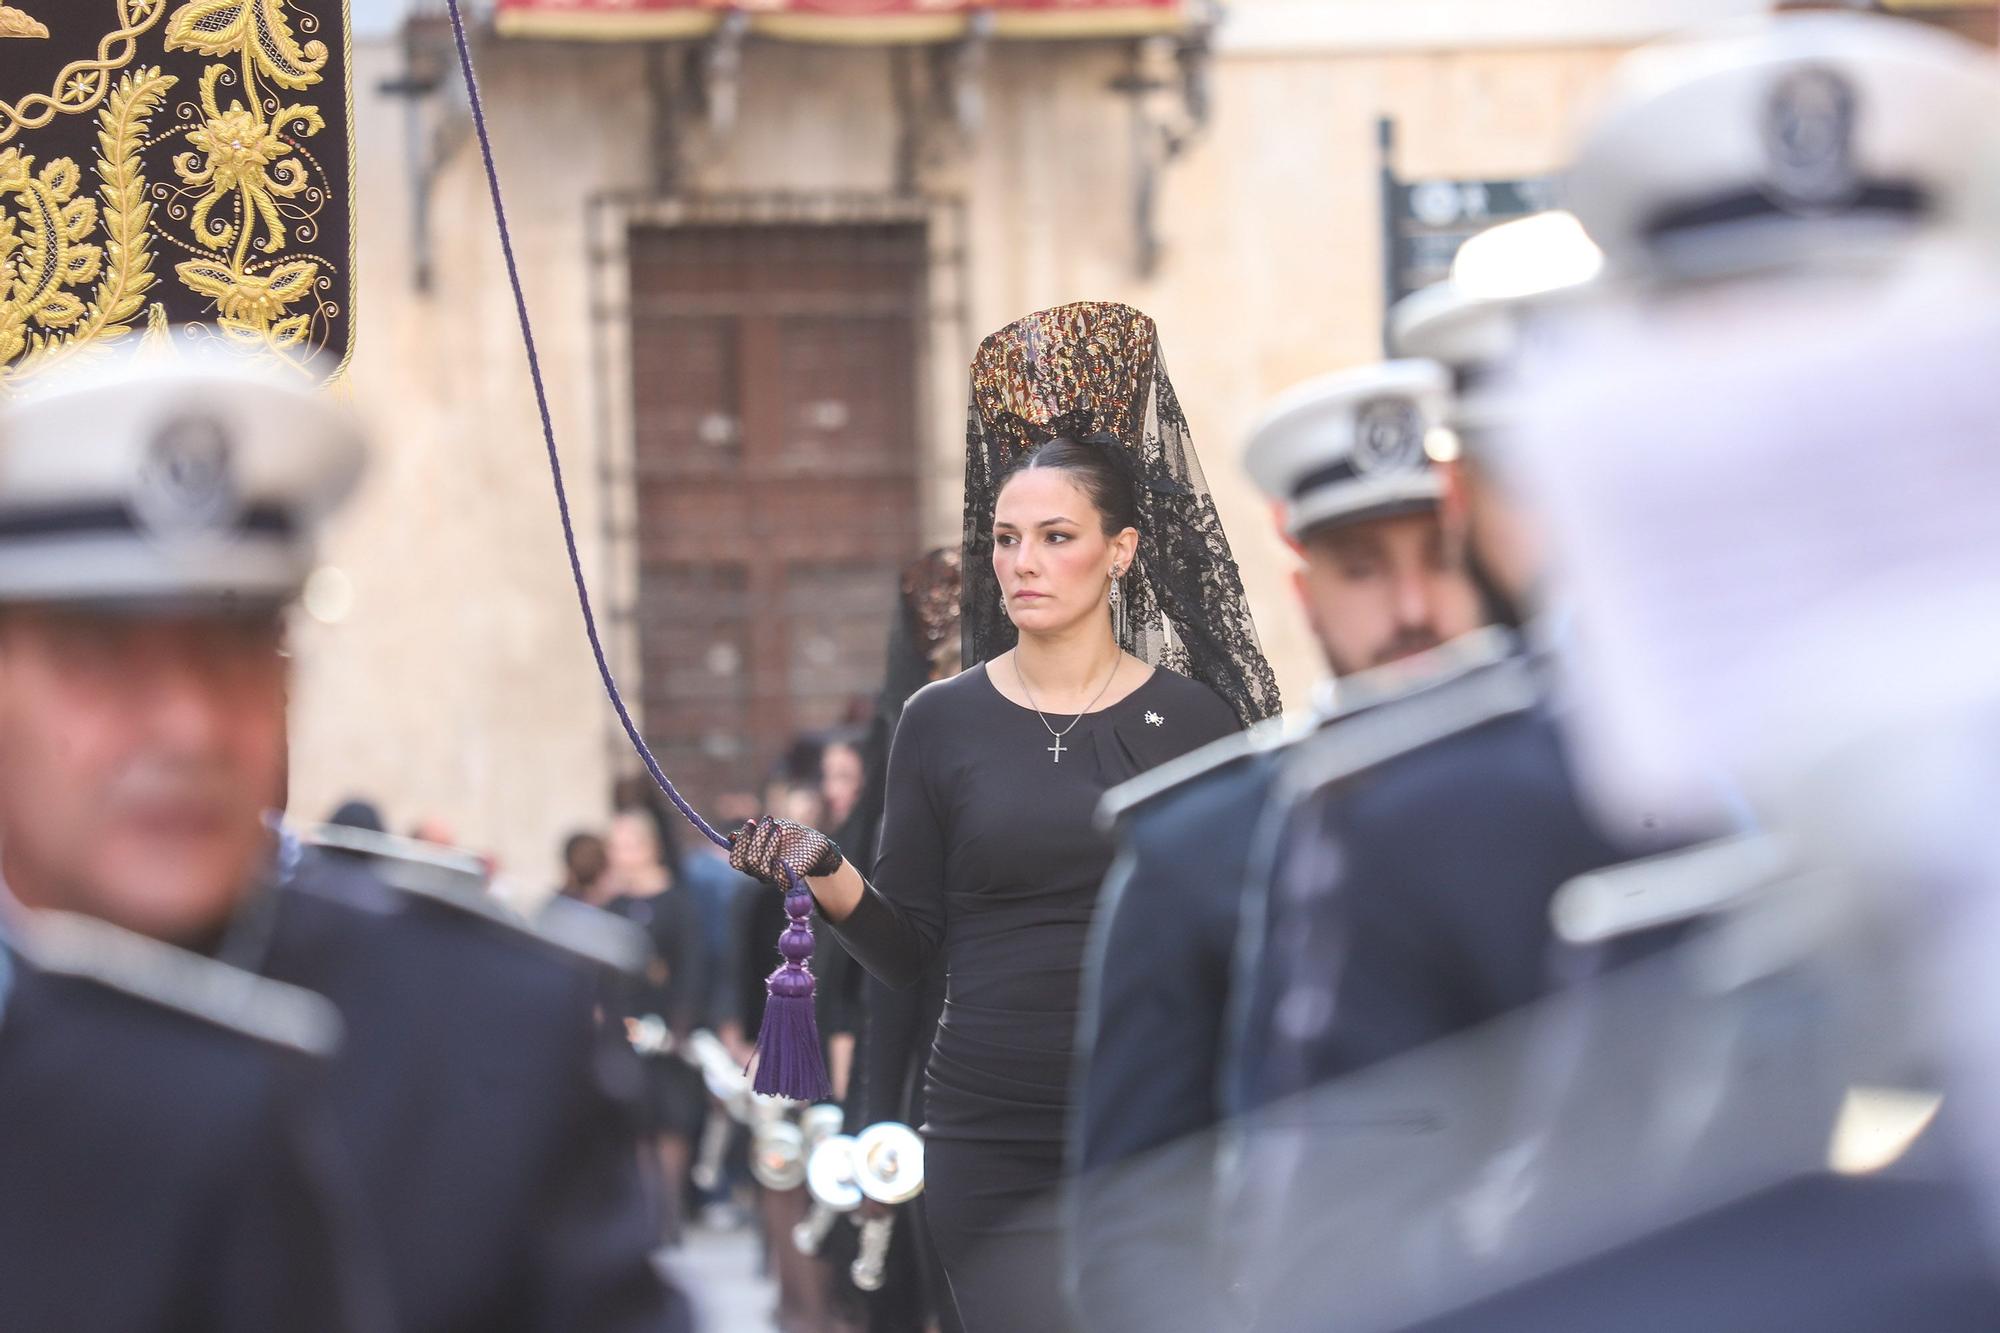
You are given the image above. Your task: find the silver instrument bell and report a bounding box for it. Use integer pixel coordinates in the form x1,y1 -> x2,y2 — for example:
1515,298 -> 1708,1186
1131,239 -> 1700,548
849,1121 -> 924,1291
792,1133 -> 864,1257
685,1029 -> 748,1104
852,1121 -> 925,1205
625,1014 -> 671,1057
750,1118 -> 807,1192
800,1102 -> 846,1153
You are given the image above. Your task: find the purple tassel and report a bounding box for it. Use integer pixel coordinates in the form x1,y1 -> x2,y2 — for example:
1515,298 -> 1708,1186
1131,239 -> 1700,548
751,870 -> 831,1101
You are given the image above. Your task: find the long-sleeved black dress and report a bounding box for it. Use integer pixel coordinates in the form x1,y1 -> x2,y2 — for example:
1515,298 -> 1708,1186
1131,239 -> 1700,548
601,887 -> 708,1140
830,662 -> 1240,1332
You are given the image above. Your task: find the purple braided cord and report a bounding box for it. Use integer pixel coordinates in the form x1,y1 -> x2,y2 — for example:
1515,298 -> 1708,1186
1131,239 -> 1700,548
443,0 -> 790,880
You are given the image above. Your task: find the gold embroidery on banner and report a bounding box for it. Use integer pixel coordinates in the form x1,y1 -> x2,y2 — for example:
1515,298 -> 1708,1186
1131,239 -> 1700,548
0,1 -> 165,146
0,7 -> 52,40
0,68 -> 175,376
1,0 -> 342,382
161,0 -> 331,372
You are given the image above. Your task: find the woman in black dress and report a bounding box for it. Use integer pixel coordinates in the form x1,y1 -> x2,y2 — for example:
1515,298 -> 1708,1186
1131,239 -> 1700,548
598,808 -> 707,1244
849,547 -> 963,1333
731,303 -> 1280,1331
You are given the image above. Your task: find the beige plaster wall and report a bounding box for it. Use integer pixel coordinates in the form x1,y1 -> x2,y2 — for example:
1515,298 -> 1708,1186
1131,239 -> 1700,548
294,30 -> 1627,888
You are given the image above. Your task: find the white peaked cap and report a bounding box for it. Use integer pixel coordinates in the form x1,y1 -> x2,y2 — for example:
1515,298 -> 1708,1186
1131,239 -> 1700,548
1567,11 -> 2000,280
1244,359 -> 1450,539
0,357 -> 365,608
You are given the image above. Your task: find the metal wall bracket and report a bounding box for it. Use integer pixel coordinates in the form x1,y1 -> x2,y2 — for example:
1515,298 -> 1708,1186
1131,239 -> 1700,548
1109,4 -> 1216,277
381,12 -> 474,293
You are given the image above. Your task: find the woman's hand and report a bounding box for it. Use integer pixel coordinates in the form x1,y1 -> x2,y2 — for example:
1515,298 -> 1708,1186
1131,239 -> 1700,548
727,816 -> 844,888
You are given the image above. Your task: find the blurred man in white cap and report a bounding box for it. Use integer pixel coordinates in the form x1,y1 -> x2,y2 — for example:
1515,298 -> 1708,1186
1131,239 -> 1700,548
1247,361 -> 1489,681
1069,360 -> 1489,1333
0,357 -> 695,1333
1225,13 -> 2000,1333
0,362 -> 363,943
1368,11 -> 2000,1331
1228,211 -> 1628,1116
0,359 -> 389,1331
1206,209 -> 1717,1333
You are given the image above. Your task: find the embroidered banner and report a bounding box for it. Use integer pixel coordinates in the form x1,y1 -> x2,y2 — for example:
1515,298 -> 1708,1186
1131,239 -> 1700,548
494,0 -> 1184,44
1,0 -> 353,386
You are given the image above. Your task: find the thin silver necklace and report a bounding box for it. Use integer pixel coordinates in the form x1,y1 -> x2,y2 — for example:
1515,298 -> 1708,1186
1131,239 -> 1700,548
1015,652 -> 1120,764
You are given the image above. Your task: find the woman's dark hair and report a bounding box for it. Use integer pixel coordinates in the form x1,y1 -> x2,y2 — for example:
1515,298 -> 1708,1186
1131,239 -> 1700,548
998,438 -> 1139,538
609,772 -> 683,872
560,831 -> 607,893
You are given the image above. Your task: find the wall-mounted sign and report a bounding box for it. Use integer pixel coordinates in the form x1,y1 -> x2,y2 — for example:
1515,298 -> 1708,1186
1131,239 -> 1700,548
1378,119 -> 1556,330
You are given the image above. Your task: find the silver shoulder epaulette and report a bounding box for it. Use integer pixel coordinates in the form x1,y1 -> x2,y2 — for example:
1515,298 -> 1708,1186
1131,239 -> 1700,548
1551,833 -> 1792,946
304,823 -> 648,976
1273,648 -> 1540,803
534,896 -> 652,977
1096,711 -> 1311,831
20,911 -> 341,1057
1106,630 -> 1527,827
305,824 -> 488,897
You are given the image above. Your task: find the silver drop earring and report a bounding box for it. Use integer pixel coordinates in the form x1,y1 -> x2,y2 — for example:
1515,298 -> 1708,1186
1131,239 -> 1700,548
1109,569 -> 1127,645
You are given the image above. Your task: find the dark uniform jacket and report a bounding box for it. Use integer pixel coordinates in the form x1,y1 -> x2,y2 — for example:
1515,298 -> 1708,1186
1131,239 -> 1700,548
1234,835 -> 2000,1333
1209,650 -> 1665,1330
1068,723 -> 1296,1333
0,917 -> 386,1333
1215,657 -> 2000,1333
1068,634 -> 1523,1333
243,850 -> 693,1333
1230,660 -> 1646,1110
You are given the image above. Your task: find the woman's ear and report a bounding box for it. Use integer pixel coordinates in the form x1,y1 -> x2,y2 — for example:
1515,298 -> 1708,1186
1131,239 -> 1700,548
1113,526 -> 1140,574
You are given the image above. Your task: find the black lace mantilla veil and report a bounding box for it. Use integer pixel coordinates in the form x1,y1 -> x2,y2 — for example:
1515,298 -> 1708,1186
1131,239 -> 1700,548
961,301 -> 1282,727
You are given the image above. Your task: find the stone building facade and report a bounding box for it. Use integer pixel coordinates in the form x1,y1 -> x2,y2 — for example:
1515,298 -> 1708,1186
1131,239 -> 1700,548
289,0 -> 1987,884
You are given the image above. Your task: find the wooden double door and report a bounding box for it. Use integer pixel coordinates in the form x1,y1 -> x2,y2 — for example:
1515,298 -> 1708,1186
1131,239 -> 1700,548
628,222 -> 927,813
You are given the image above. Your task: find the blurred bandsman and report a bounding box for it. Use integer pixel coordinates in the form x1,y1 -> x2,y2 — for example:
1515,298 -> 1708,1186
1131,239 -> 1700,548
1371,11 -> 2000,1331
0,357 -> 693,1333
0,920 -> 386,1332
1068,361 -> 1489,1332
1213,209 -> 1701,1333
0,366 -> 388,1330
1230,12 -> 2000,1333
1227,209 -> 1636,1119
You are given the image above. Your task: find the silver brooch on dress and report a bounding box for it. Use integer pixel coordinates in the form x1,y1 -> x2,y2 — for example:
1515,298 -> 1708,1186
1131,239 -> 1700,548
1144,711 -> 1164,727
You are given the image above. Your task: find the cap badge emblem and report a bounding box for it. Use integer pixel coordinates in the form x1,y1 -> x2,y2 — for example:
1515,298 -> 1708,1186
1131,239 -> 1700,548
1762,65 -> 1860,214
1353,397 -> 1426,477
133,412 -> 240,540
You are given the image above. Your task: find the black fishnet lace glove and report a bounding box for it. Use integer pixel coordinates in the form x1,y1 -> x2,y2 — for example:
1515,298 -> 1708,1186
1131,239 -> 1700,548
729,817 -> 844,888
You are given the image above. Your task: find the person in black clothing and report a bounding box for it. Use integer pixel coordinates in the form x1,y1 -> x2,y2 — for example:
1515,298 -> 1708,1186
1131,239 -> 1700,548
559,829 -> 610,902
729,303 -> 1279,1333
847,547 -> 964,1333
599,808 -> 709,1244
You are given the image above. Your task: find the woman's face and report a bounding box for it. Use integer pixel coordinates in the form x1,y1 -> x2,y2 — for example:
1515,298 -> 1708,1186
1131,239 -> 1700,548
821,743 -> 864,826
992,468 -> 1137,640
605,812 -> 659,876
